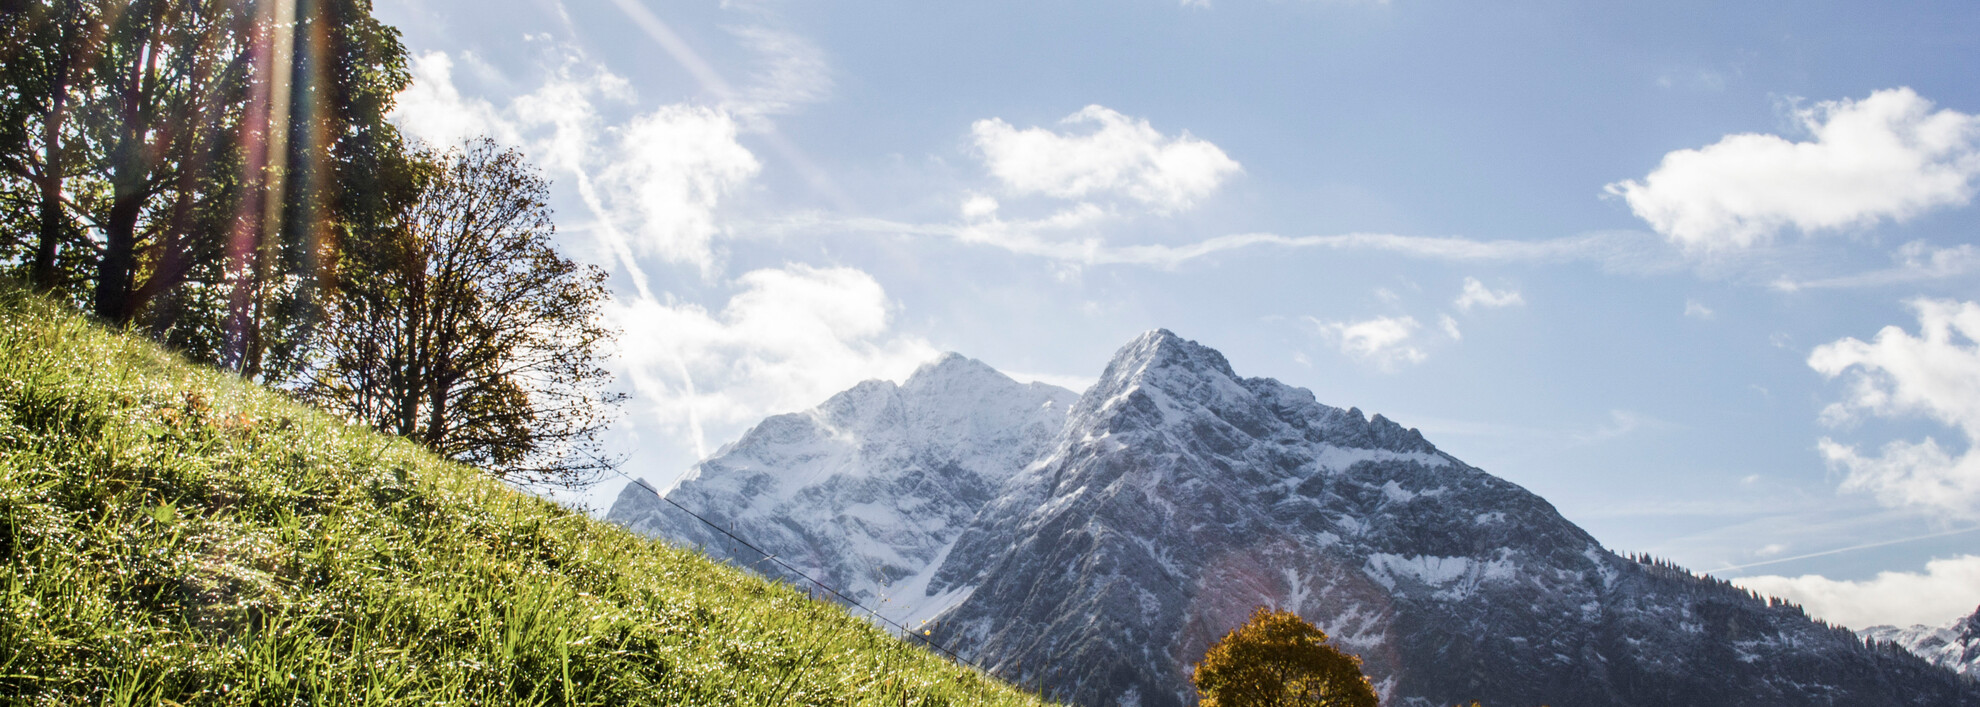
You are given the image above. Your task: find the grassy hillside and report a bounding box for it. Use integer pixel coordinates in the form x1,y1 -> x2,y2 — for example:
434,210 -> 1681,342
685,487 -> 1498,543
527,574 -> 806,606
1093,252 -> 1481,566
0,285 -> 1047,706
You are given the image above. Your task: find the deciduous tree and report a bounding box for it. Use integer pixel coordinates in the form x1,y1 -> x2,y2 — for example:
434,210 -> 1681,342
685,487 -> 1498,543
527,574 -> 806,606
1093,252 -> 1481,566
1193,607 -> 1379,707
0,0 -> 409,381
295,138 -> 620,488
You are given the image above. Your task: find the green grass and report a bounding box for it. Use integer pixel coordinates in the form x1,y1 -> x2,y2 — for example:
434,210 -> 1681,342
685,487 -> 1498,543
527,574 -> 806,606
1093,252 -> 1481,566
0,285 -> 1048,706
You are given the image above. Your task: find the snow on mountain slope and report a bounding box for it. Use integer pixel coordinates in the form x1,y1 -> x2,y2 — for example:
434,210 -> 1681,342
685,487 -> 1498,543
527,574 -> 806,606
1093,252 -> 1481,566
606,353 -> 1076,627
610,331 -> 1976,707
918,330 -> 1979,707
1861,606 -> 1980,678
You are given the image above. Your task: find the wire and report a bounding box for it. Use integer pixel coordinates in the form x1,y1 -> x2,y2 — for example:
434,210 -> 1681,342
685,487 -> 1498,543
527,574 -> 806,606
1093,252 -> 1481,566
600,464 -> 999,677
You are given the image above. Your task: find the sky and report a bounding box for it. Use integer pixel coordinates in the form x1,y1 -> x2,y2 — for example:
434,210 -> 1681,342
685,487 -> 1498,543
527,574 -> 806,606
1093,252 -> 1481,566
373,0 -> 1980,630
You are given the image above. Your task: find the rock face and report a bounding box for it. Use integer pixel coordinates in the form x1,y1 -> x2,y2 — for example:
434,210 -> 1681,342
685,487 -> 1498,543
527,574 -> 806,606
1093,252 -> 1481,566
606,353 -> 1077,624
1860,606 -> 1980,679
609,331 -> 1980,707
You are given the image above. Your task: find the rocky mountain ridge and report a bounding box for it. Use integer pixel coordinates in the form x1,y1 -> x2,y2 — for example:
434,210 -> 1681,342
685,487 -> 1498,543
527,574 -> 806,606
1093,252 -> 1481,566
607,352 -> 1076,625
1860,606 -> 1980,679
609,330 -> 1980,707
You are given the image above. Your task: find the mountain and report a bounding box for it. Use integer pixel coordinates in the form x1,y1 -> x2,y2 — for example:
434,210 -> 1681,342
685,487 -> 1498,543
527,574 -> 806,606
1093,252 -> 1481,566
609,330 -> 1980,707
607,352 -> 1077,625
916,330 -> 1976,706
1860,606 -> 1980,678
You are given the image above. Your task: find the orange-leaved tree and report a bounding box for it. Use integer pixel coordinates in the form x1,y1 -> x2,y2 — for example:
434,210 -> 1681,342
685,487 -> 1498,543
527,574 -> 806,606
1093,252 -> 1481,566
1192,606 -> 1379,707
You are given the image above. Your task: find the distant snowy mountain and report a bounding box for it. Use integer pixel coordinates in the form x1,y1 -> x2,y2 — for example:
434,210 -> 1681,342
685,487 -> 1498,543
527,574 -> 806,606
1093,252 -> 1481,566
607,353 -> 1076,625
1860,606 -> 1980,678
609,331 -> 1979,707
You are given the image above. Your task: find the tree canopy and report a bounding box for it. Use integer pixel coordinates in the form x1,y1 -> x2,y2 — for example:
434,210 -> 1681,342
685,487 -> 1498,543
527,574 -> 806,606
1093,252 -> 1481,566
3,2 -> 619,485
1193,607 -> 1380,707
0,0 -> 410,380
294,138 -> 620,488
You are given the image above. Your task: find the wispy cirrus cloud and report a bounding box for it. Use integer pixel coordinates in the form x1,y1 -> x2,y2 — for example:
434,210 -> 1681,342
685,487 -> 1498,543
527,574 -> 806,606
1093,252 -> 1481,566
767,212 -> 1669,270
1773,241 -> 1980,291
723,24 -> 834,126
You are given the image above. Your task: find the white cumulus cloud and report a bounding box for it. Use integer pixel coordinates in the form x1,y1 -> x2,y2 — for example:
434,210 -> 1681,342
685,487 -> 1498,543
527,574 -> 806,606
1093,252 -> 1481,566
1732,555 -> 1980,629
1316,315 -> 1425,370
971,105 -> 1241,213
1608,88 -> 1980,251
1810,299 -> 1980,517
596,106 -> 761,268
391,49 -> 760,277
608,265 -> 940,460
391,52 -> 521,148
1454,277 -> 1524,311
1439,313 -> 1462,340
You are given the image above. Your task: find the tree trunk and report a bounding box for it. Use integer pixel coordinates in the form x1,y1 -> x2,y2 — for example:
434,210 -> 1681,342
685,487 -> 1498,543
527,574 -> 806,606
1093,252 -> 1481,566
31,79 -> 67,292
94,20 -> 161,325
94,181 -> 144,323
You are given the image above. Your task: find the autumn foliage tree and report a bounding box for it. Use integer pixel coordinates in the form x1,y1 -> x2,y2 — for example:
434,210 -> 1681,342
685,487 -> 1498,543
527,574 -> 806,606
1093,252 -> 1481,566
1193,607 -> 1379,707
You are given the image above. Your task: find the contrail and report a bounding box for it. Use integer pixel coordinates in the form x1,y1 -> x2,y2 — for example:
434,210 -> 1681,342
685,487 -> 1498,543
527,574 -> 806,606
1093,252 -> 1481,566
1714,525 -> 1980,573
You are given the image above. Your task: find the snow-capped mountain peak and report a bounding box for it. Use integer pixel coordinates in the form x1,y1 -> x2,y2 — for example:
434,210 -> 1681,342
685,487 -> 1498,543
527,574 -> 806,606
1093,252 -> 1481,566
607,352 -> 1076,623
1860,605 -> 1980,678
610,332 -> 1979,707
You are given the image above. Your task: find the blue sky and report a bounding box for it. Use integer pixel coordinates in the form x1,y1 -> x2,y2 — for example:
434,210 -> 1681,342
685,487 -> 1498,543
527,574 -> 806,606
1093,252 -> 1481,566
375,0 -> 1980,629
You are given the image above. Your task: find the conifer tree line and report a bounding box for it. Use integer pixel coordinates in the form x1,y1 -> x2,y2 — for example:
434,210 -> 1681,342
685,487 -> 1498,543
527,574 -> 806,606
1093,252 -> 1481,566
0,0 -> 621,488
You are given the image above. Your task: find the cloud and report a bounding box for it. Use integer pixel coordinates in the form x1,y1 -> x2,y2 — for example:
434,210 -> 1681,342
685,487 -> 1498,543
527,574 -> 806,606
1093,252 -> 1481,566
1810,299 -> 1980,517
391,52 -> 523,148
960,194 -> 1000,220
971,105 -> 1241,213
1684,299 -> 1715,320
595,105 -> 761,268
724,24 -> 834,125
782,214 -> 1669,270
1454,277 -> 1524,311
1315,315 -> 1425,370
1572,409 -> 1669,444
391,49 -> 760,277
1732,555 -> 1980,629
608,264 -> 940,460
1774,241 -> 1980,291
1608,88 -> 1980,251
1438,313 -> 1461,340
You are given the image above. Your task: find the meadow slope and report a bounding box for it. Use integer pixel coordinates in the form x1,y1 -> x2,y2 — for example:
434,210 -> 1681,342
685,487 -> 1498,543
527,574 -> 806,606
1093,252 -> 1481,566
0,285 -> 1048,706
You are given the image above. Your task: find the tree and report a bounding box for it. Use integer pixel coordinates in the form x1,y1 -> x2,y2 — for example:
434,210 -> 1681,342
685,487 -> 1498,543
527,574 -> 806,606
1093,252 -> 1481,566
1193,607 -> 1379,707
0,0 -> 409,379
0,0 -> 110,295
294,138 -> 621,488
